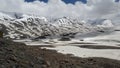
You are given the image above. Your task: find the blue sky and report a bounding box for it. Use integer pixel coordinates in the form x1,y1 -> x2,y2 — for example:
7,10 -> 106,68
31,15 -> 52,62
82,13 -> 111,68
25,0 -> 87,4
115,0 -> 120,2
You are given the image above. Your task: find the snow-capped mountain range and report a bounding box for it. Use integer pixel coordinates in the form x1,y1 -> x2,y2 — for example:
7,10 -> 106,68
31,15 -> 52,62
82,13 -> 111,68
0,11 -> 114,39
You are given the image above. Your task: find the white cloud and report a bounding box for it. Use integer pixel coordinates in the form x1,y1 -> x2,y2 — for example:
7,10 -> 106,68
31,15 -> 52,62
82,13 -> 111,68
0,0 -> 24,12
0,0 -> 120,19
87,0 -> 119,18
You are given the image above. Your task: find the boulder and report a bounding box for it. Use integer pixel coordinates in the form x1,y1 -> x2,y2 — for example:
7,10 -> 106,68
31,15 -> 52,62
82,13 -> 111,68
59,37 -> 71,41
0,31 -> 3,38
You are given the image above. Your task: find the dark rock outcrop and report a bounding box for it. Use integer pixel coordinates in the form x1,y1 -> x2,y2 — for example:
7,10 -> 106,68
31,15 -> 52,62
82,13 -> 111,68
0,31 -> 3,38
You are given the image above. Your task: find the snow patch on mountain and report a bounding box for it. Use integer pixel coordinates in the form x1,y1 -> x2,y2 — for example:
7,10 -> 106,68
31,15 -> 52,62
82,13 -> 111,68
97,19 -> 113,27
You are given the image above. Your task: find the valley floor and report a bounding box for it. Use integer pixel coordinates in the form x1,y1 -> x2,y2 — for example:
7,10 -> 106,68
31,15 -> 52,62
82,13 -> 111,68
17,31 -> 120,61
1,38 -> 120,68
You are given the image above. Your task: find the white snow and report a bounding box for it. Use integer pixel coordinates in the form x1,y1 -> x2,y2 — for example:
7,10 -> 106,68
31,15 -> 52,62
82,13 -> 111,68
41,30 -> 120,60
97,19 -> 114,27
102,20 -> 113,27
84,31 -> 120,45
43,46 -> 120,60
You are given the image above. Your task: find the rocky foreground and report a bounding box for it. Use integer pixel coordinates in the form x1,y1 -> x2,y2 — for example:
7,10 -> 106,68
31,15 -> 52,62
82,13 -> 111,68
0,39 -> 120,68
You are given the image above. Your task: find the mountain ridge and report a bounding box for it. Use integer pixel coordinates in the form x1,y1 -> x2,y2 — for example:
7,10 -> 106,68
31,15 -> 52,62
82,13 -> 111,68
0,12 -> 114,39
